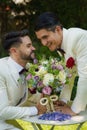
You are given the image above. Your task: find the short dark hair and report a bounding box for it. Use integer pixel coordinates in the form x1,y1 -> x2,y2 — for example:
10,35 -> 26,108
2,29 -> 29,50
34,12 -> 63,31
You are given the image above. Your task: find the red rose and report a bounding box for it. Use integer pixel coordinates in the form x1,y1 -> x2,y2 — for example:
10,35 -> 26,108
28,88 -> 36,94
66,57 -> 75,68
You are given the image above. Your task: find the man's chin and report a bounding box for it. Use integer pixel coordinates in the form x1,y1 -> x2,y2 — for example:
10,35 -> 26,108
49,47 -> 55,51
24,58 -> 32,62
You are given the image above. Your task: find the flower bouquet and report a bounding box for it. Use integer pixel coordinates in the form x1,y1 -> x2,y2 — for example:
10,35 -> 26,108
25,55 -> 74,112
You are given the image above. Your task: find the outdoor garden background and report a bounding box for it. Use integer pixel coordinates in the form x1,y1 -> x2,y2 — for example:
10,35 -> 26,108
0,0 -> 87,129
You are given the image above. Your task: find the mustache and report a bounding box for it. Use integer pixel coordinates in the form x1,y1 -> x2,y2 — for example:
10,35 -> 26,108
30,52 -> 36,59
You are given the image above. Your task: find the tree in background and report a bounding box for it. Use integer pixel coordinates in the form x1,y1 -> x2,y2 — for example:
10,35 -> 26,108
0,0 -> 87,57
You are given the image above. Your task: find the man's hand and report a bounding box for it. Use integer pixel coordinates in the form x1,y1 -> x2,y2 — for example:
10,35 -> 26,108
36,93 -> 47,115
36,102 -> 47,115
54,100 -> 67,106
54,100 -> 77,116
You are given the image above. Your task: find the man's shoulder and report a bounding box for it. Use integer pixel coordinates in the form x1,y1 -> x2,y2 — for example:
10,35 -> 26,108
0,57 -> 9,66
65,27 -> 87,40
63,27 -> 86,39
0,57 -> 10,75
68,27 -> 87,33
0,57 -> 9,61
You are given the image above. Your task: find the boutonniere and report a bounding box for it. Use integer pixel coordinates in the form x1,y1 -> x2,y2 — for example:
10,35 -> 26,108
66,57 -> 75,68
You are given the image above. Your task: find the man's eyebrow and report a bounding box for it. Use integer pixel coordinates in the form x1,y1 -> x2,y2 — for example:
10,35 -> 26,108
42,35 -> 48,38
27,42 -> 32,45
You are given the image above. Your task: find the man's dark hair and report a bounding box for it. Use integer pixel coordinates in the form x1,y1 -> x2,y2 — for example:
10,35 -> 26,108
2,29 -> 29,50
34,12 -> 63,32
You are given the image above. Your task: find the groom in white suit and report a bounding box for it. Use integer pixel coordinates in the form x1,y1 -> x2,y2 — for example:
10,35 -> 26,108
0,29 -> 46,130
34,12 -> 87,116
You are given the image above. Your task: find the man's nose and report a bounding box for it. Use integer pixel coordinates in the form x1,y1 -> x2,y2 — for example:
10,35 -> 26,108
32,46 -> 36,50
42,39 -> 47,46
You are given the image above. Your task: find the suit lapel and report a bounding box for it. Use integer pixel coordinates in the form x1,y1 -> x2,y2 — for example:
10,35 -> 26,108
7,58 -> 20,87
7,57 -> 28,100
61,28 -> 76,61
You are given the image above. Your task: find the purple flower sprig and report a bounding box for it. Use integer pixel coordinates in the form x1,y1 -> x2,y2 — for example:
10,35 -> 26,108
38,112 -> 71,121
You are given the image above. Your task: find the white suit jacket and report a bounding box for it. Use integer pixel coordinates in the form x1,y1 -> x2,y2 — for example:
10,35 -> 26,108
0,57 -> 38,129
60,28 -> 87,113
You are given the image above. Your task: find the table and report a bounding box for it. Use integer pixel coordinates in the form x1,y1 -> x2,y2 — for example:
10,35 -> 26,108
23,109 -> 87,130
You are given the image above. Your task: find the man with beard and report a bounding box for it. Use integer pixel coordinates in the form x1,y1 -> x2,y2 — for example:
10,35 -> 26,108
0,29 -> 46,130
34,12 -> 87,116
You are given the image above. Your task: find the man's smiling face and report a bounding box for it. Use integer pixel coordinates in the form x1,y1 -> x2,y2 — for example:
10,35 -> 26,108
35,26 -> 63,51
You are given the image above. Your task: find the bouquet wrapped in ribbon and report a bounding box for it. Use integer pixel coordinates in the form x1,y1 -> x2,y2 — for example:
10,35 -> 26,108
25,55 -> 74,112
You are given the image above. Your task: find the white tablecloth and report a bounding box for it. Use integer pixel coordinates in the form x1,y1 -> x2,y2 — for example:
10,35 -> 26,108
23,109 -> 87,126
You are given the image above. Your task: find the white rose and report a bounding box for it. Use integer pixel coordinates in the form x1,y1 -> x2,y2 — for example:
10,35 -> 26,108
43,73 -> 54,86
42,60 -> 48,65
25,62 -> 31,69
58,70 -> 66,83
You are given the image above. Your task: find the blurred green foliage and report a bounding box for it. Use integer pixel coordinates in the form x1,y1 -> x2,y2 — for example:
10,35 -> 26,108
0,0 -> 87,57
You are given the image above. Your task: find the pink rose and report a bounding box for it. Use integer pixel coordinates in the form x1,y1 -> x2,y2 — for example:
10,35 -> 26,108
42,86 -> 52,95
26,74 -> 32,80
57,64 -> 63,70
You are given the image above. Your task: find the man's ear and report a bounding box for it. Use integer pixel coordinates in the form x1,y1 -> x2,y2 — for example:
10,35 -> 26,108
9,47 -> 17,53
55,26 -> 62,36
55,26 -> 62,32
